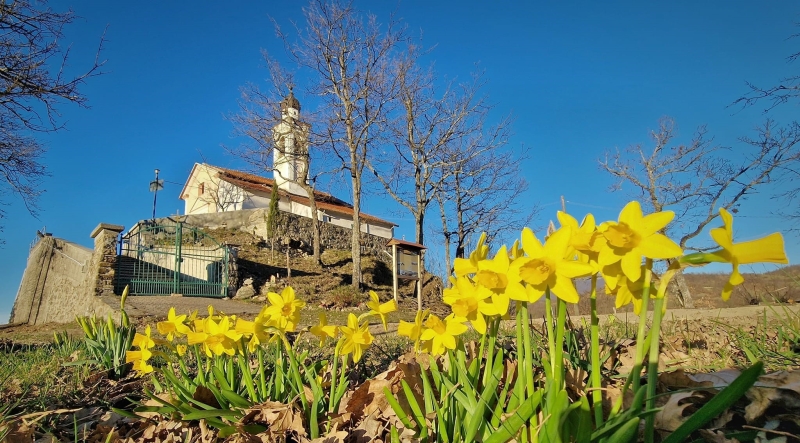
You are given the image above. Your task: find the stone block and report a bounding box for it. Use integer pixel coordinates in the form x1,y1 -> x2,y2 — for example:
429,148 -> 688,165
90,223 -> 125,239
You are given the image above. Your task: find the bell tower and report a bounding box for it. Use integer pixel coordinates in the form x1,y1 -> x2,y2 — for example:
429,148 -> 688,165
272,88 -> 309,196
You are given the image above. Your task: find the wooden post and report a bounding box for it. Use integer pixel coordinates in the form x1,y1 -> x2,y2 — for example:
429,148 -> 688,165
392,244 -> 398,302
417,250 -> 422,311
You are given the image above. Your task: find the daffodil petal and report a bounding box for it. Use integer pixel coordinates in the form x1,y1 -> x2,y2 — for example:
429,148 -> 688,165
731,233 -> 788,264
637,234 -> 683,259
558,259 -> 594,279
641,210 -> 674,236
621,252 -> 642,282
550,275 -> 580,303
522,227 -> 544,257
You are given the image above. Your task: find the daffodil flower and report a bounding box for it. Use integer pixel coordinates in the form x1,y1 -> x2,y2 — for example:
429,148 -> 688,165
474,245 -> 528,304
310,313 -> 338,346
708,208 -> 788,300
453,232 -> 488,277
132,324 -> 155,350
156,307 -> 190,341
366,290 -> 397,331
339,313 -> 373,363
557,211 -> 603,266
127,325 -> 155,375
187,316 -> 242,357
598,201 -> 683,282
419,314 -> 468,356
263,287 -> 306,332
398,310 -> 428,352
510,227 -> 593,303
443,276 -> 495,334
126,347 -> 154,374
602,262 -> 652,314
235,308 -> 279,352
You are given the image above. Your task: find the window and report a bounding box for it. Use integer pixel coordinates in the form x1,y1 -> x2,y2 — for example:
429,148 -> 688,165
198,182 -> 205,196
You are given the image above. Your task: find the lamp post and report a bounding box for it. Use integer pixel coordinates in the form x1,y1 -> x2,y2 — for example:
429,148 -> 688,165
150,168 -> 164,221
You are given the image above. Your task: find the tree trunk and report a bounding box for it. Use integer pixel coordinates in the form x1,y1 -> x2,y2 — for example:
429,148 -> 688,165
305,189 -> 322,266
672,271 -> 694,308
351,168 -> 362,290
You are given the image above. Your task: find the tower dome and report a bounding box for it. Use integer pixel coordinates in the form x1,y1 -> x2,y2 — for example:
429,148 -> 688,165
280,88 -> 301,112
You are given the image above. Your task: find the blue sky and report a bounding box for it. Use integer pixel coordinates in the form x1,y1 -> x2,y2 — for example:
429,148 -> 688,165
1,1 -> 798,323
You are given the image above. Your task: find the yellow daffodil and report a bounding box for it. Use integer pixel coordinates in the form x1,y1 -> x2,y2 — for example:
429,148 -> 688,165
235,308 -> 279,352
366,291 -> 397,331
127,325 -> 155,375
176,344 -> 187,357
709,208 -> 788,300
511,227 -> 593,303
187,316 -> 242,357
339,313 -> 373,363
132,324 -> 155,350
398,310 -> 428,352
475,245 -> 528,304
443,276 -> 495,334
602,263 -> 652,314
453,232 -> 488,277
419,314 -> 468,356
557,211 -> 603,265
126,347 -> 154,374
310,313 -> 338,347
598,201 -> 683,282
157,307 -> 190,341
263,286 -> 305,332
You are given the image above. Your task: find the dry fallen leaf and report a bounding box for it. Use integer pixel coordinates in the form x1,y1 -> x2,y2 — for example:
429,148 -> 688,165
698,429 -> 741,443
654,391 -> 704,431
745,370 -> 800,423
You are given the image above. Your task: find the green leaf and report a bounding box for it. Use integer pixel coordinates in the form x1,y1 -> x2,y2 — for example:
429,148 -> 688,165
606,417 -> 640,443
182,408 -> 243,421
402,379 -> 429,438
484,389 -> 542,443
663,361 -> 764,443
220,389 -> 252,409
384,386 -> 415,431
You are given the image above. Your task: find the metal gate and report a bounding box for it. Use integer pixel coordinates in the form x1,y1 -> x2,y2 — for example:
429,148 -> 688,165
116,221 -> 230,297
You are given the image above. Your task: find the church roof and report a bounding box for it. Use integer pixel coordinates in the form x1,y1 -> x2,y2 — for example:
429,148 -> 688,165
184,164 -> 396,227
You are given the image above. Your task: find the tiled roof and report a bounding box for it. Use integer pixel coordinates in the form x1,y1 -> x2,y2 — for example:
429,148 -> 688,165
200,164 -> 396,227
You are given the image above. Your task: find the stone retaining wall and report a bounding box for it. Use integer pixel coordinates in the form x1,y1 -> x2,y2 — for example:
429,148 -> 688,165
9,224 -> 122,325
166,209 -> 391,258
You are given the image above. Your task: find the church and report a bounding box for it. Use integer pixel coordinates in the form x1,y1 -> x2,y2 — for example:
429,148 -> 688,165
179,91 -> 396,239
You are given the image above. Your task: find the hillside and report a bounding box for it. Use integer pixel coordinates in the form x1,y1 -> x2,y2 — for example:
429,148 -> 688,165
204,227 -> 447,314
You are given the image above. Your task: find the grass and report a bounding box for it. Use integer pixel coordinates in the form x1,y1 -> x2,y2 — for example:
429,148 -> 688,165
0,335 -> 92,414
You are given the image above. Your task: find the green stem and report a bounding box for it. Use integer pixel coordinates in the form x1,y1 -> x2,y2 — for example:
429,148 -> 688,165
544,290 -> 556,379
630,259 -> 653,393
554,298 -> 567,391
328,342 -> 341,415
281,335 -> 309,411
520,302 -> 535,397
257,348 -> 266,400
589,273 -> 603,426
644,296 -> 666,443
611,259 -> 654,418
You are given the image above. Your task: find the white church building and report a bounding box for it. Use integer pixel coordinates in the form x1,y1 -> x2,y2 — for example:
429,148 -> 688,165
179,91 -> 396,239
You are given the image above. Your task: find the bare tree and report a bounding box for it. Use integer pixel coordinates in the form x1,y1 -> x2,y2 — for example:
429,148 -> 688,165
732,28 -> 800,112
731,28 -> 800,226
274,0 -> 405,288
600,117 -> 799,307
0,0 -> 104,231
365,50 -> 494,252
435,120 -> 534,278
